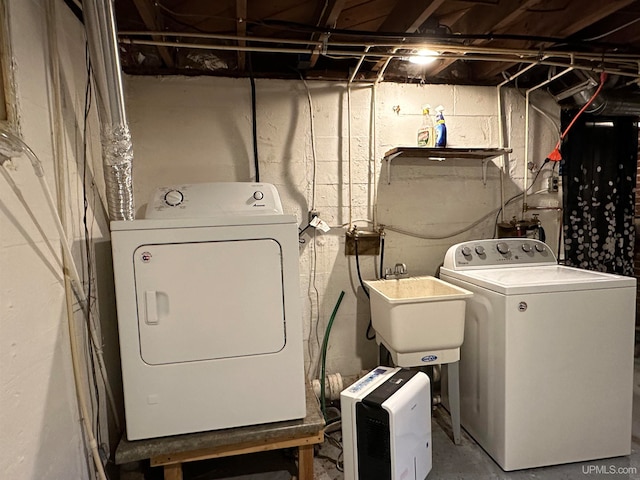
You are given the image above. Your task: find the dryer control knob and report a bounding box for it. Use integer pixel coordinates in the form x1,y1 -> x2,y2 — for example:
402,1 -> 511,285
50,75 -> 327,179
496,242 -> 510,255
164,189 -> 184,207
461,246 -> 472,257
253,191 -> 264,200
535,243 -> 546,253
475,246 -> 485,255
521,243 -> 532,253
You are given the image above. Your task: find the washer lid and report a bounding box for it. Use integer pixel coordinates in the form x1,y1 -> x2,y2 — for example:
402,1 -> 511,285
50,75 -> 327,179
441,265 -> 635,294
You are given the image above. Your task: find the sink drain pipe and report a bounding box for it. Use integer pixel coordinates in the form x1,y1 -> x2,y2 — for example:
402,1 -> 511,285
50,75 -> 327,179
83,0 -> 135,220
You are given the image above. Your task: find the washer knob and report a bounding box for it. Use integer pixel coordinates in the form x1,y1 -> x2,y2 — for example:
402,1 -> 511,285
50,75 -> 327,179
461,246 -> 472,257
253,191 -> 264,200
164,189 -> 184,207
535,243 -> 546,253
496,242 -> 510,255
475,246 -> 485,255
521,243 -> 532,253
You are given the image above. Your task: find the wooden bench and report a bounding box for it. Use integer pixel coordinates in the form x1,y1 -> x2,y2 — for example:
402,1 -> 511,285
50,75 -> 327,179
115,384 -> 325,480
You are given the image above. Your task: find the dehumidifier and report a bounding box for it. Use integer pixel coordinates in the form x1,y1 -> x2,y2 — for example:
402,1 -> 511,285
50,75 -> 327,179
341,366 -> 432,480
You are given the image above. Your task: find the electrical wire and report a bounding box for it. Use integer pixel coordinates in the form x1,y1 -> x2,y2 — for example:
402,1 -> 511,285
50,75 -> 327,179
299,73 -> 321,378
248,55 -> 260,182
582,17 -> 640,42
0,130 -> 120,480
353,238 -> 376,340
299,73 -> 318,211
547,72 -> 607,161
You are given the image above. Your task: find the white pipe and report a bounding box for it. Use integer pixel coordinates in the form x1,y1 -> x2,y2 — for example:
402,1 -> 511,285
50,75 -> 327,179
496,62 -> 541,222
119,31 -> 640,61
349,45 -> 371,83
371,83 -> 378,228
523,65 -> 574,210
0,129 -> 122,433
347,84 -> 353,228
64,275 -> 108,480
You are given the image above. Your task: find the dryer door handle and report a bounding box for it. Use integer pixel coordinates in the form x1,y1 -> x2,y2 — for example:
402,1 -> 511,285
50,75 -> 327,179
145,291 -> 159,325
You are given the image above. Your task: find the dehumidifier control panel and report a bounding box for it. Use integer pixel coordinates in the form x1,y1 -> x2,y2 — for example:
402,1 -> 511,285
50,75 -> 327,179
145,182 -> 284,219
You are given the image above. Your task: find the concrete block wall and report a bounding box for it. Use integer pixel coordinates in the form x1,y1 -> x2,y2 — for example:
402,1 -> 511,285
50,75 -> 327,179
125,76 -> 561,379
1,1 -> 117,478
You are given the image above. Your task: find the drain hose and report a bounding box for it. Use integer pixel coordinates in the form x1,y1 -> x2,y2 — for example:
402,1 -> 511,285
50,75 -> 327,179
320,291 -> 345,420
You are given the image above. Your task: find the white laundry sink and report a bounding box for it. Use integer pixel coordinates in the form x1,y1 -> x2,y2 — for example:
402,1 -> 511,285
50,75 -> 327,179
365,276 -> 473,365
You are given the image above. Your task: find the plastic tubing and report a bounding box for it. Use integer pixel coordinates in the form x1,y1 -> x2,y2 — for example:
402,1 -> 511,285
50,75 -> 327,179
320,291 -> 345,420
0,129 -> 121,431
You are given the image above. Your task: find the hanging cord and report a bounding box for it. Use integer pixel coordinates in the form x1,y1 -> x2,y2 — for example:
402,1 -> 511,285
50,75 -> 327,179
248,54 -> 260,182
547,72 -> 608,162
320,291 -> 345,420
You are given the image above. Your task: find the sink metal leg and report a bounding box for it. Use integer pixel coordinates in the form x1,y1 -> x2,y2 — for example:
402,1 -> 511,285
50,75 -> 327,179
448,361 -> 461,445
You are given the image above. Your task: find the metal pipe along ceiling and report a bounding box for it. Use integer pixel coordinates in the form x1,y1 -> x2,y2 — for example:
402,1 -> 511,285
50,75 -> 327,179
84,0 -> 135,221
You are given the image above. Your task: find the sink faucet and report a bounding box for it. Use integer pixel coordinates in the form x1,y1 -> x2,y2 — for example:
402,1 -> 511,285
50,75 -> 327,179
384,263 -> 408,279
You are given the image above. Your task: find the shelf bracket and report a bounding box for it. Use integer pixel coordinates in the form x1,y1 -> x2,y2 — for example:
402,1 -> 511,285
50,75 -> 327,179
385,152 -> 402,184
482,159 -> 488,185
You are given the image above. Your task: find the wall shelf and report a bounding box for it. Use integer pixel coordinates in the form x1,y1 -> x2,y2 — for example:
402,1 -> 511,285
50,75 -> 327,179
382,147 -> 512,184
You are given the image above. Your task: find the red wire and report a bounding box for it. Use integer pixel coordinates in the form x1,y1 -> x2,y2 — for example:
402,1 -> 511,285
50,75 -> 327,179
549,71 -> 608,155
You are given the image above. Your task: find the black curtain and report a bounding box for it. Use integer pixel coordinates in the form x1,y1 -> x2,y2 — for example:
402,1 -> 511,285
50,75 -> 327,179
561,114 -> 637,275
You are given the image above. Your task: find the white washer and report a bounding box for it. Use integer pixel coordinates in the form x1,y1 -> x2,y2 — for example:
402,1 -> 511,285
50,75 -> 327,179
439,238 -> 636,471
111,182 -> 305,440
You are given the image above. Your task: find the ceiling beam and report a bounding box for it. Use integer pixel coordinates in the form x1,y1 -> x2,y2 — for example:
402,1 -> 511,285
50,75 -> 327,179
131,0 -> 174,68
377,0 -> 446,33
371,0 -> 446,72
473,0 -> 636,80
428,0 -> 544,76
237,0 -> 247,71
308,0 -> 346,68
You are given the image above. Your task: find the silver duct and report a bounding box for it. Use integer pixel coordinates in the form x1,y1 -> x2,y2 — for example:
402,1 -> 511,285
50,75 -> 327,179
572,88 -> 640,116
569,72 -> 640,116
83,0 -> 134,221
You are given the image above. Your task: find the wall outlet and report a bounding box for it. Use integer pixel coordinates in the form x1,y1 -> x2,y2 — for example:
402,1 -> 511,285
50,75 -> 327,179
547,174 -> 559,193
308,210 -> 320,223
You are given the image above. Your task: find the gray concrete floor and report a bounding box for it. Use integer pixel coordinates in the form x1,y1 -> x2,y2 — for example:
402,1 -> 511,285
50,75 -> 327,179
314,359 -> 640,480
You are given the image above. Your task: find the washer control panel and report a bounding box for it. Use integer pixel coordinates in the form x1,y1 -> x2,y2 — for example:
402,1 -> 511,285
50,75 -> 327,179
443,238 -> 557,270
145,182 -> 284,219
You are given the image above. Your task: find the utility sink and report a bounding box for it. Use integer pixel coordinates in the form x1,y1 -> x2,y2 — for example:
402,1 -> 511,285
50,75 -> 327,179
364,276 -> 473,366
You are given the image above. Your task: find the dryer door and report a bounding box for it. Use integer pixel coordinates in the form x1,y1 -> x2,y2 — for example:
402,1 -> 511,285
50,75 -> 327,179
133,239 -> 286,365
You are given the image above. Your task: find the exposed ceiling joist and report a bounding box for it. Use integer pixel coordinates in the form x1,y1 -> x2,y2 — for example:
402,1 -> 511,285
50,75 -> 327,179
237,0 -> 247,71
371,0 -> 446,72
309,0 -> 346,68
429,0 -> 544,76
473,0 -> 637,80
131,0 -> 174,68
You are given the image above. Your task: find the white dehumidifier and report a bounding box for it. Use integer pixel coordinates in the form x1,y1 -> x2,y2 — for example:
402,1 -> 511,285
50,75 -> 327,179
341,366 -> 432,480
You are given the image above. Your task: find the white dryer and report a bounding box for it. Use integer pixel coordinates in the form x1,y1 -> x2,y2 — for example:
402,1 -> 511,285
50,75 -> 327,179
439,239 -> 636,471
111,182 -> 305,440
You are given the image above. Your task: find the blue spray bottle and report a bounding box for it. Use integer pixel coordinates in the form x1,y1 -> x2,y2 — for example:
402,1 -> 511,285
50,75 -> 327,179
434,105 -> 447,147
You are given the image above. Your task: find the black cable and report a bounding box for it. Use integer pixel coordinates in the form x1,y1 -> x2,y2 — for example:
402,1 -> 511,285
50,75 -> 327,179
82,43 -> 102,441
354,239 -> 376,341
248,53 -> 260,182
378,235 -> 385,280
354,239 -> 369,299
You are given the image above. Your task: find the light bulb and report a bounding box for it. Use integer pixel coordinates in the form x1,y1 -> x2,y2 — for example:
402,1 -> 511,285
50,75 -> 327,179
408,49 -> 439,65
